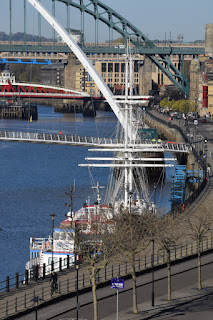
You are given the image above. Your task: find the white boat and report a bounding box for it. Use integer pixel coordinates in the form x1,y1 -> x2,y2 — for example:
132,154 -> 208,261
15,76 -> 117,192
26,199 -> 113,277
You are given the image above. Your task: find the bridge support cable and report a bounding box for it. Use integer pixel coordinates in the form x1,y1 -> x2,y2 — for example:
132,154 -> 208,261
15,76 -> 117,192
27,0 -> 136,138
9,0 -> 12,43
24,0 -> 27,44
66,3 -> 70,29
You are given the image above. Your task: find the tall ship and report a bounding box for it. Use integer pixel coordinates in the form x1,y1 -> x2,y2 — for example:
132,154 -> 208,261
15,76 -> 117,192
25,41 -> 185,278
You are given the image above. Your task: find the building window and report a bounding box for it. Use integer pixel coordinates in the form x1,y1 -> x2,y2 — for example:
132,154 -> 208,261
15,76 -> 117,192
121,63 -> 125,72
102,63 -> 106,72
134,62 -> 139,72
108,63 -> 113,72
115,63 -> 119,72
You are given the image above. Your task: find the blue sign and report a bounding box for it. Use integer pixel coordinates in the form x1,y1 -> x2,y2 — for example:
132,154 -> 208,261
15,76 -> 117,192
111,278 -> 124,289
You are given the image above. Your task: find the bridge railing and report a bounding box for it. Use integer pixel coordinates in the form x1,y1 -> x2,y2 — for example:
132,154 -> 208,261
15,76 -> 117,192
0,131 -> 123,145
0,235 -> 213,319
0,130 -> 189,152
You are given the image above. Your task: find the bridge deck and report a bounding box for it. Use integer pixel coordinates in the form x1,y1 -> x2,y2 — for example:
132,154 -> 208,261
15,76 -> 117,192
0,131 -> 189,152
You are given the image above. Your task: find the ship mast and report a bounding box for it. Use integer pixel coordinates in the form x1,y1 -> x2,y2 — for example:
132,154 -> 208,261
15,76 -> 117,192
79,39 -> 174,211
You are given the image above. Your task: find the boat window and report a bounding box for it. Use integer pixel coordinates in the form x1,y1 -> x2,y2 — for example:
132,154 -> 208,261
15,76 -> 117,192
54,233 -> 60,240
48,257 -> 58,265
67,234 -> 73,240
60,233 -> 66,240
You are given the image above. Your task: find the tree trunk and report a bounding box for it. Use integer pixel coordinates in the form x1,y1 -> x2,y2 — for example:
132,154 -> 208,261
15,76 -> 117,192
91,269 -> 98,320
198,242 -> 202,290
167,252 -> 171,301
131,258 -> 138,314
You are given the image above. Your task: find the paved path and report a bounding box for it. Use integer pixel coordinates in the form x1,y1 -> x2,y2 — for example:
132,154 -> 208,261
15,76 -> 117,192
17,251 -> 213,320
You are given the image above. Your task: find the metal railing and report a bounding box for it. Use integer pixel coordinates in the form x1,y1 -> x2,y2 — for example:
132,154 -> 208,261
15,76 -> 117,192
0,130 -> 189,152
0,236 -> 213,319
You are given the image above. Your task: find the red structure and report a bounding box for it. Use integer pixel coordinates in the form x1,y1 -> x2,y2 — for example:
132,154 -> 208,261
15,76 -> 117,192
203,85 -> 208,108
0,81 -> 89,99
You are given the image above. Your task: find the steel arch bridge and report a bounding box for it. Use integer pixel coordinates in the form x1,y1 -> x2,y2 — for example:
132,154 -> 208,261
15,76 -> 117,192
5,0 -> 190,97
59,0 -> 189,96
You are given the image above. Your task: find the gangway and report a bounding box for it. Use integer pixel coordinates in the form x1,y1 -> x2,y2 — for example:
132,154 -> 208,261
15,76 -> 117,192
170,165 -> 187,210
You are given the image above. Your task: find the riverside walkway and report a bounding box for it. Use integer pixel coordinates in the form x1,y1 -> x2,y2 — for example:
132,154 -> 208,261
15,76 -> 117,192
1,235 -> 213,320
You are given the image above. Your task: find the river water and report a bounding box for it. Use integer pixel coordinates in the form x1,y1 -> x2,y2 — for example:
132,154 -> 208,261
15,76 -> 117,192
0,106 -> 175,282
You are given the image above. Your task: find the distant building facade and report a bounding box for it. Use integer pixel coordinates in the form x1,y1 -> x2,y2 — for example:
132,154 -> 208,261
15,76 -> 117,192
40,63 -> 64,87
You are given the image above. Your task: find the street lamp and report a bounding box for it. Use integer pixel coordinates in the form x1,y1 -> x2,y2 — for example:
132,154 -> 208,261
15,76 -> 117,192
128,191 -> 133,214
151,183 -> 157,307
31,296 -> 43,320
75,260 -> 81,320
151,239 -> 155,307
50,213 -> 56,271
191,163 -> 195,181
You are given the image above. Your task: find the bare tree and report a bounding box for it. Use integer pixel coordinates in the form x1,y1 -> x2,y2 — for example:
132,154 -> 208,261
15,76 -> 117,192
114,209 -> 154,313
182,208 -> 213,290
75,206 -> 118,320
155,213 -> 182,301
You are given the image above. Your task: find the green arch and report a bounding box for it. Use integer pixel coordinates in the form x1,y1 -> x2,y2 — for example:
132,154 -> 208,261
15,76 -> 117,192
57,0 -> 189,97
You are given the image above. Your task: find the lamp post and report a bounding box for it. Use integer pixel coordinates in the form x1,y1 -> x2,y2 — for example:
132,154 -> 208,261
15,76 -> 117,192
151,183 -> 156,307
191,162 -> 195,182
128,191 -> 133,214
151,239 -> 155,307
50,213 -> 56,271
31,296 -> 43,320
75,260 -> 80,320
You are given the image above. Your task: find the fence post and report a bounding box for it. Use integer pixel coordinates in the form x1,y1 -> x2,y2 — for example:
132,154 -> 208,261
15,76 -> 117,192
58,281 -> 61,294
59,258 -> 62,272
83,273 -> 85,287
16,273 -> 19,289
145,256 -> 147,268
43,264 -> 46,279
6,300 -> 8,316
138,258 -> 140,270
67,255 -> 70,269
25,270 -> 28,285
186,244 -> 188,256
105,266 -> 107,280
119,264 -> 121,275
42,287 -> 44,300
24,293 -> 26,308
6,276 -> 9,292
15,297 -> 17,312
67,278 -> 69,292
51,260 -> 54,272
36,265 -> 39,281
111,265 -> 113,278
191,242 -> 193,254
